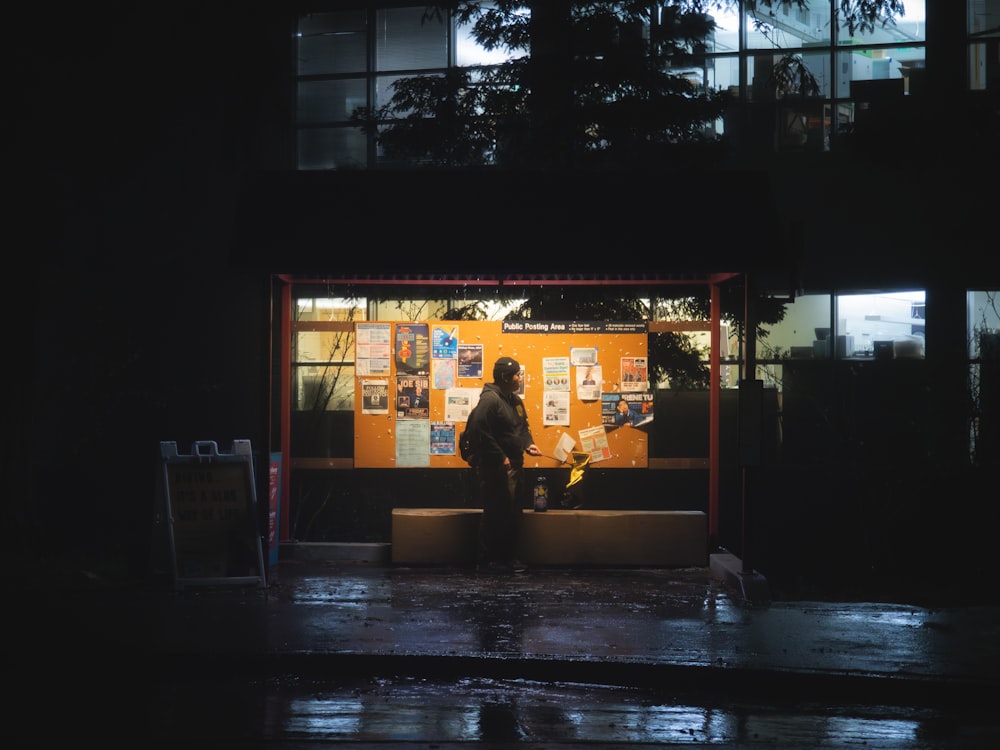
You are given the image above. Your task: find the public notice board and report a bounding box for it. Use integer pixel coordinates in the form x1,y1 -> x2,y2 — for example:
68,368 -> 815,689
159,440 -> 266,589
354,320 -> 652,469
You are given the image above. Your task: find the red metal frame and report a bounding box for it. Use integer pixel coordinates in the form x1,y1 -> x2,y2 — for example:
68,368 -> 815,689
273,272 -> 742,548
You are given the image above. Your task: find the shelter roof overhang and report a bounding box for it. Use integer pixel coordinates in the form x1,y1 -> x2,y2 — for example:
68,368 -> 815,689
277,272 -> 742,288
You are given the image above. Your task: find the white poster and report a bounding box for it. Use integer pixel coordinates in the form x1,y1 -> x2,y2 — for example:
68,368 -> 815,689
576,364 -> 602,401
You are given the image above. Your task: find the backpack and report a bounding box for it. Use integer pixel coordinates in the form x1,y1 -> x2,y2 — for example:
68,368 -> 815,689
459,407 -> 480,466
458,399 -> 485,466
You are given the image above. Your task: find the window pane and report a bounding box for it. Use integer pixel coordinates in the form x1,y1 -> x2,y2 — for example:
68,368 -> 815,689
297,127 -> 367,170
293,324 -> 357,413
294,329 -> 356,364
970,0 -> 1000,34
707,7 -> 740,53
969,290 -> 1000,358
708,53 -> 740,95
841,47 -> 926,97
293,365 -> 356,412
298,11 -> 367,76
374,73 -> 444,111
837,0 -> 925,44
758,292 -> 832,362
837,290 -> 925,359
370,299 -> 451,320
376,7 -> 448,72
968,42 -> 990,91
747,52 -> 833,100
970,289 -> 1000,465
296,297 -> 367,322
454,3 -> 529,66
298,78 -> 367,123
745,0 -> 832,50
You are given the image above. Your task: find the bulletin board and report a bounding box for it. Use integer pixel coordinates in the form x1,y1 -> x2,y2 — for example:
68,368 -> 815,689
353,320 -> 651,469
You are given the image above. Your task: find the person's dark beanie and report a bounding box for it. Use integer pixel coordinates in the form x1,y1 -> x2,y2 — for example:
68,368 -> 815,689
493,356 -> 520,383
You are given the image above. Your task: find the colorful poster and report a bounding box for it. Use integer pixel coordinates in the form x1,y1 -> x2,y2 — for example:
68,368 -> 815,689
542,356 -> 571,391
432,325 -> 459,359
602,391 -> 654,429
355,322 -> 392,375
620,356 -> 649,392
430,421 -> 457,455
395,323 -> 430,374
457,344 -> 484,378
396,374 -> 430,419
578,424 -> 612,463
433,358 -> 457,390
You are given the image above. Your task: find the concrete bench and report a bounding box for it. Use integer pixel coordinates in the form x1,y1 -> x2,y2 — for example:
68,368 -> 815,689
391,508 -> 707,567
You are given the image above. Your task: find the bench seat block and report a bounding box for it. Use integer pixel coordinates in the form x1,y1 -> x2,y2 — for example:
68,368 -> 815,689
391,508 -> 482,564
391,508 -> 707,567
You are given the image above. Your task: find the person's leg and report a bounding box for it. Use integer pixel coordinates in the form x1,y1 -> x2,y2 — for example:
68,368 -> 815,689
504,468 -> 526,566
478,465 -> 509,565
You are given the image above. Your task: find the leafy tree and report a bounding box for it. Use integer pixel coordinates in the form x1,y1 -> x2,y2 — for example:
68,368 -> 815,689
354,1 -> 729,169
352,1 -> 906,168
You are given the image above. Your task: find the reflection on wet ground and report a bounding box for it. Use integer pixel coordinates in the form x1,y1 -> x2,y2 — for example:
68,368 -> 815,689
12,561 -> 1000,748
145,674 -> 999,747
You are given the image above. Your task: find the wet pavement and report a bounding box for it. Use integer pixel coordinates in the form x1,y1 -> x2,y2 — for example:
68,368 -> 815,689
9,558 -> 1000,748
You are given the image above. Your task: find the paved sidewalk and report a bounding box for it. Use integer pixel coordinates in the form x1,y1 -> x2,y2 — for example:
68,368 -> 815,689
9,558 -> 1000,748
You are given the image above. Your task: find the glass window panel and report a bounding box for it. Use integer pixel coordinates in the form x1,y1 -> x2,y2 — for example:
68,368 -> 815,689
298,78 -> 367,123
836,290 -> 925,359
970,288 -> 1000,465
294,329 -> 356,364
757,292 -> 832,363
968,43 -> 989,90
293,326 -> 357,414
684,53 -> 740,96
376,6 -> 448,72
455,3 -> 528,66
371,299 -> 451,320
298,11 -> 367,76
837,0 -> 925,44
748,53 -> 832,101
839,47 -> 918,94
295,297 -> 367,322
297,127 -> 367,170
745,1 -> 832,50
706,7 -> 740,54
969,290 -> 1000,358
293,364 -> 356,412
374,73 -> 444,111
801,50 -> 833,98
970,0 -> 1000,34
711,54 -> 740,98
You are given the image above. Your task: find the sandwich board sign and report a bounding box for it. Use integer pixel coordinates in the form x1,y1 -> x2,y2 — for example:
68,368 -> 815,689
159,440 -> 266,590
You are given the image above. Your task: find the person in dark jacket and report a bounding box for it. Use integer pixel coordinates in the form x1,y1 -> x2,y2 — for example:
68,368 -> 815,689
466,356 -> 541,573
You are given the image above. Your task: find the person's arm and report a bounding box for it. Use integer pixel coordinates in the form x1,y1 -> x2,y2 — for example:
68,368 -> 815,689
516,395 -> 542,456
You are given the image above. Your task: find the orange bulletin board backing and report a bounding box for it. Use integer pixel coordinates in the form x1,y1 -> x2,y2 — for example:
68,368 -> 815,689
354,320 -> 650,469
